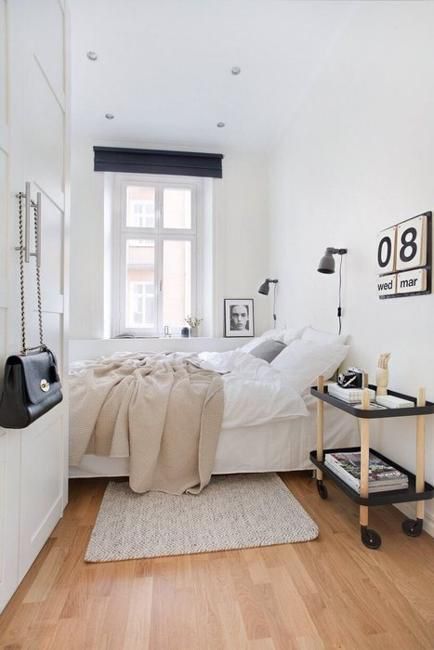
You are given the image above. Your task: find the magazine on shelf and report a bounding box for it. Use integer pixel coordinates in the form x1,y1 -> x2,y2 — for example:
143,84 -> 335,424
324,458 -> 408,493
326,451 -> 408,482
353,402 -> 388,410
324,459 -> 406,489
324,461 -> 408,493
324,451 -> 408,492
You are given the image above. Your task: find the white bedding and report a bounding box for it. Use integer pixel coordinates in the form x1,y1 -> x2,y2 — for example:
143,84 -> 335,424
69,349 -> 309,431
198,349 -> 308,428
69,340 -> 352,476
69,395 -> 359,477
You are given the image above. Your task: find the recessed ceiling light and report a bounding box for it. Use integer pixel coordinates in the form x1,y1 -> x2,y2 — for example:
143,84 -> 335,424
86,51 -> 98,61
231,66 -> 241,75
105,113 -> 115,120
217,122 -> 225,128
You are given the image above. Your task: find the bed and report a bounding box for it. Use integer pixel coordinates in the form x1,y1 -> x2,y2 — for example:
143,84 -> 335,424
69,395 -> 357,477
69,327 -> 359,479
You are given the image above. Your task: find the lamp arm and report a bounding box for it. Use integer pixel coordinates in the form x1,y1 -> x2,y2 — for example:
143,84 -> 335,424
273,282 -> 277,327
328,248 -> 348,256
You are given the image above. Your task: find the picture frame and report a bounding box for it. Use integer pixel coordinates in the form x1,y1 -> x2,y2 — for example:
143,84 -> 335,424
224,299 -> 255,338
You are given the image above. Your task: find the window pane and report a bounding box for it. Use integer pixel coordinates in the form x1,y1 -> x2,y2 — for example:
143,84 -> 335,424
163,240 -> 191,329
126,239 -> 155,328
126,186 -> 155,228
163,188 -> 191,229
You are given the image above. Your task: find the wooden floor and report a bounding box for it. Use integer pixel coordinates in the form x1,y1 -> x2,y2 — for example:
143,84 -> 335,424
1,474 -> 434,650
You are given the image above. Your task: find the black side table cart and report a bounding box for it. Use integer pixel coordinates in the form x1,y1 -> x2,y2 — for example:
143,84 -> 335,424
310,376 -> 434,549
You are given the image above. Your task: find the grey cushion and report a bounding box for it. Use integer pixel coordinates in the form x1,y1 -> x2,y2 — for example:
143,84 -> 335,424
249,339 -> 286,363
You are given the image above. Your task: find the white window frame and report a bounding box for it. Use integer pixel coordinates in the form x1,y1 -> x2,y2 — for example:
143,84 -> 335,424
112,173 -> 201,337
128,280 -> 154,328
129,198 -> 154,228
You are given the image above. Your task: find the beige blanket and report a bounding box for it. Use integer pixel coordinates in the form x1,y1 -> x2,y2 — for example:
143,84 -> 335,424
69,354 -> 224,494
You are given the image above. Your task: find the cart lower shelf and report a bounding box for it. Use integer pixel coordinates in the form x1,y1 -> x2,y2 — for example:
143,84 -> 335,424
311,379 -> 433,549
310,446 -> 434,507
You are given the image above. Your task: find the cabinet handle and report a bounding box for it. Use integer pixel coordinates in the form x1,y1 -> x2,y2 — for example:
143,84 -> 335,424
36,191 -> 41,268
24,181 -> 31,263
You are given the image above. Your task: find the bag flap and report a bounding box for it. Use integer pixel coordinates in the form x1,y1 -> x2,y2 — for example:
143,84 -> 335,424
9,350 -> 61,406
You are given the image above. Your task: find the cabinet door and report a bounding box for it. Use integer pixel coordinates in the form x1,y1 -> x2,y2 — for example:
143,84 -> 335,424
0,432 -> 20,613
0,0 -> 20,614
0,0 -> 70,608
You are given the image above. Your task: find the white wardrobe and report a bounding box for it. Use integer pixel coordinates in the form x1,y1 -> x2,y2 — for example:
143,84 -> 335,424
0,0 -> 70,612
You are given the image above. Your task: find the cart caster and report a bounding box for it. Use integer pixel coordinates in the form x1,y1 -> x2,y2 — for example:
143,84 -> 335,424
402,517 -> 423,537
361,525 -> 382,550
316,480 -> 328,500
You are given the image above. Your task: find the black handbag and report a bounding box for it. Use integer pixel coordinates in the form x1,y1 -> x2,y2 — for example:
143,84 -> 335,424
0,191 -> 63,429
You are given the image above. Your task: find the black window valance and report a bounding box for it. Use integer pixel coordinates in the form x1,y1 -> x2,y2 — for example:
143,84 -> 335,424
93,146 -> 223,178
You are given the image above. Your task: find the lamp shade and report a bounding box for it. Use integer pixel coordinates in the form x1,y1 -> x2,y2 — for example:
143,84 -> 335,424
317,248 -> 336,274
258,280 -> 270,295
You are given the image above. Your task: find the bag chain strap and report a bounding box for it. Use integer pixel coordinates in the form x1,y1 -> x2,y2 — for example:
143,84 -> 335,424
17,192 -> 45,355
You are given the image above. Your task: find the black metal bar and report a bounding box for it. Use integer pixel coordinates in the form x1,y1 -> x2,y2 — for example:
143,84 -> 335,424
310,447 -> 434,507
310,384 -> 434,419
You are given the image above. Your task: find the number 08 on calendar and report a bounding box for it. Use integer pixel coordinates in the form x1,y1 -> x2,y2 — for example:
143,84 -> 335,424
377,212 -> 432,299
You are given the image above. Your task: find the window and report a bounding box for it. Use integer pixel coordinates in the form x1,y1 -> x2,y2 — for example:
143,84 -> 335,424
127,186 -> 155,228
128,280 -> 154,328
112,174 -> 202,336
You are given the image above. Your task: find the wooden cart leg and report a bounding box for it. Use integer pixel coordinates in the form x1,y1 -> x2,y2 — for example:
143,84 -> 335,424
316,376 -> 328,499
359,388 -> 381,549
403,387 -> 425,537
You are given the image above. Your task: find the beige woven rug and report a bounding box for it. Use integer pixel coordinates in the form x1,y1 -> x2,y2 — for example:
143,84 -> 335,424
85,474 -> 318,562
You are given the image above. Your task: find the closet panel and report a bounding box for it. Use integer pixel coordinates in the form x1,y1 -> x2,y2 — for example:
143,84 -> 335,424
40,198 -> 64,310
0,0 -> 18,614
31,0 -> 65,100
0,428 -> 20,613
41,312 -> 64,376
3,0 -> 69,605
0,0 -> 7,127
26,66 -> 65,210
0,433 -> 6,608
0,151 -> 7,304
0,147 -> 20,613
19,414 -> 63,579
0,0 -> 7,307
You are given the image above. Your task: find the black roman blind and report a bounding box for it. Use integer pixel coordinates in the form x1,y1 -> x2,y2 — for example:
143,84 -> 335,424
93,146 -> 223,178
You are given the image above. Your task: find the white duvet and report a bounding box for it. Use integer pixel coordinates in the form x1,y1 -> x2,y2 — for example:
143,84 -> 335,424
198,349 -> 308,428
70,349 -> 308,432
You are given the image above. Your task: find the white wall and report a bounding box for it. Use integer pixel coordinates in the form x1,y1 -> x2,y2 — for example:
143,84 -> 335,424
268,1 -> 434,531
70,139 -> 270,340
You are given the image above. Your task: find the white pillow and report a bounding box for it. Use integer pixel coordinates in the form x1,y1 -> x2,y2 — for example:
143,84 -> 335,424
239,336 -> 267,353
240,329 -> 285,353
240,326 -> 304,353
271,339 -> 349,393
261,328 -> 284,341
280,326 -> 306,345
301,326 -> 348,346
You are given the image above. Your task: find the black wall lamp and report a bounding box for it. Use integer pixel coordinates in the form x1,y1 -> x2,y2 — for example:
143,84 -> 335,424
317,248 -> 348,334
258,278 -> 279,327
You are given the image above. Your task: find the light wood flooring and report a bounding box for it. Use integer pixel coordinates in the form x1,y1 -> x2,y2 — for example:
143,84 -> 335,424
1,473 -> 433,649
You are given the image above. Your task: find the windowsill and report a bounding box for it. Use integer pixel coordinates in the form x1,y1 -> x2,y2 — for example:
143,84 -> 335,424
111,336 -> 217,340
69,336 -> 241,363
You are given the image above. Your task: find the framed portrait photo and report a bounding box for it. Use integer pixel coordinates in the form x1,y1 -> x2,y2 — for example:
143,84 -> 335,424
224,299 -> 255,338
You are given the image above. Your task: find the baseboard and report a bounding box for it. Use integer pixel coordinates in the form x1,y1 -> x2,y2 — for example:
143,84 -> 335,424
394,503 -> 434,537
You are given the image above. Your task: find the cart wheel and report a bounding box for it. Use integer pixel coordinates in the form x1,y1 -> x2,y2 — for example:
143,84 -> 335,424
402,517 -> 423,537
316,480 -> 328,500
360,525 -> 382,550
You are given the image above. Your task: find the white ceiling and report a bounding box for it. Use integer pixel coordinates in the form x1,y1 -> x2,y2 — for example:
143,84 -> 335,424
70,0 -> 356,153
